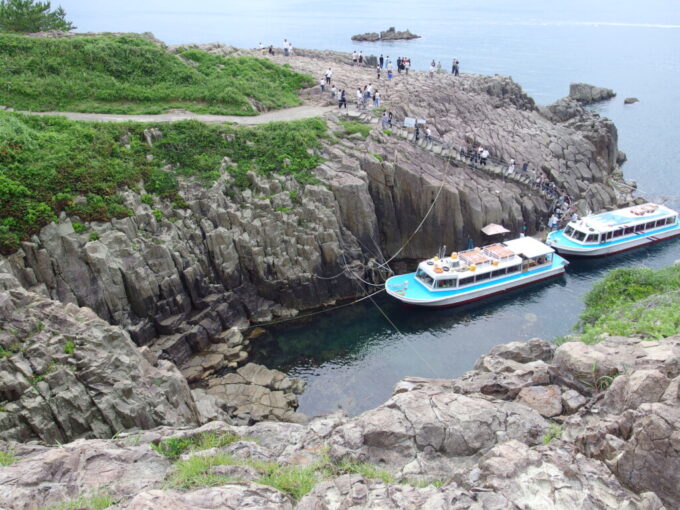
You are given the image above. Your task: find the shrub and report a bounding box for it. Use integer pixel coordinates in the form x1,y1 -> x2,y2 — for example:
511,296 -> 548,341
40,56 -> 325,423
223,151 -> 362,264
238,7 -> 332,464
140,194 -> 154,206
340,120 -> 371,138
0,450 -> 16,466
71,221 -> 86,234
152,209 -> 163,221
63,339 -> 75,355
88,232 -> 100,242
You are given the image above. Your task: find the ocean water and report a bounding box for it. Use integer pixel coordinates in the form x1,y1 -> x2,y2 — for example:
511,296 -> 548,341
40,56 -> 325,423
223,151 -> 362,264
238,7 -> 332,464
65,0 -> 680,416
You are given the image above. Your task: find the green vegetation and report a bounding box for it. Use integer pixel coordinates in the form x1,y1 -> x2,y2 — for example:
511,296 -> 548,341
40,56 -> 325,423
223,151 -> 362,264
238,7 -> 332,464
63,339 -> 75,355
0,34 -> 313,114
576,265 -> 680,343
152,209 -> 163,222
140,194 -> 154,206
87,232 -> 100,242
71,221 -> 86,234
371,153 -> 383,162
0,0 -> 74,33
159,434 -> 394,500
0,111 -> 326,254
542,423 -> 563,445
152,431 -> 241,460
340,120 -> 371,139
39,493 -> 113,510
0,449 -> 16,465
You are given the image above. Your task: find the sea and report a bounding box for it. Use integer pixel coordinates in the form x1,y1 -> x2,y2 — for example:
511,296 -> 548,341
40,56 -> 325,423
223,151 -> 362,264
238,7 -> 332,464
66,0 -> 680,416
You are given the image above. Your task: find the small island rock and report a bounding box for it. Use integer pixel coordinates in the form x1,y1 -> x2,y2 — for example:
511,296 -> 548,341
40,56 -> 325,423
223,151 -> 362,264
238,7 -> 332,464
569,82 -> 616,104
352,27 -> 420,42
624,97 -> 639,104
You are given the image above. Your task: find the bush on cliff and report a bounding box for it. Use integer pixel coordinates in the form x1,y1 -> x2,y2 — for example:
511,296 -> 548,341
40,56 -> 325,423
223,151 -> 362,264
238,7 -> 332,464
0,33 -> 313,114
0,111 -> 326,253
577,265 -> 680,343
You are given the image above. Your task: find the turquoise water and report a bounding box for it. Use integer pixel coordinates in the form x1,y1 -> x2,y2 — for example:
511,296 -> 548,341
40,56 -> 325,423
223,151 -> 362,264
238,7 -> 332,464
65,1 -> 680,416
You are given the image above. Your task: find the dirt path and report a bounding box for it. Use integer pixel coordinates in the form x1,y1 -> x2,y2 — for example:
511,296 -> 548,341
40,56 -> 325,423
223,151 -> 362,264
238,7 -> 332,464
18,104 -> 337,124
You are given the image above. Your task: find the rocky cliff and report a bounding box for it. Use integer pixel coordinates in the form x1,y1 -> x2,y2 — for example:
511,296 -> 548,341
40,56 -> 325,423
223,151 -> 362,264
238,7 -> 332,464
0,52 -> 634,355
2,334 -> 677,509
0,49 -> 637,430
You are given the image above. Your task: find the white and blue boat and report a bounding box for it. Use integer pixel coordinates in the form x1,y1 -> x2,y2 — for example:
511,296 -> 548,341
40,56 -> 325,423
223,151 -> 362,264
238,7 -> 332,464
546,203 -> 680,257
385,237 -> 568,307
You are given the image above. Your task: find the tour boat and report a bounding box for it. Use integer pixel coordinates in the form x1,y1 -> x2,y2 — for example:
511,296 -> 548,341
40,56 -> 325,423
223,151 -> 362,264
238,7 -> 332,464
385,237 -> 568,307
546,203 -> 680,257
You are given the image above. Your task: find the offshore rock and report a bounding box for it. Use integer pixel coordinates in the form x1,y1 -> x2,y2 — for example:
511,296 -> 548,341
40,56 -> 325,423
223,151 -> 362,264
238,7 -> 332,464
0,287 -> 199,443
569,82 -> 616,104
351,27 -> 421,42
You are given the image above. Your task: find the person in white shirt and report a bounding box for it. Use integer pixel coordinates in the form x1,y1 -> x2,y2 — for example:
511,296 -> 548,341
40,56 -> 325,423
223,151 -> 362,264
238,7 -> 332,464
319,77 -> 325,93
325,67 -> 332,85
481,149 -> 489,165
283,39 -> 289,56
373,90 -> 380,108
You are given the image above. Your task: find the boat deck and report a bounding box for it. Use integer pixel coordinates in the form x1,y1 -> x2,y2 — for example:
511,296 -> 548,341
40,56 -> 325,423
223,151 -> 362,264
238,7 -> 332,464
386,254 -> 568,304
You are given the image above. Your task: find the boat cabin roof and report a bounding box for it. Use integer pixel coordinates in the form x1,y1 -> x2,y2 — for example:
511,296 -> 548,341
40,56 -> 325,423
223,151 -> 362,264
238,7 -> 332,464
504,237 -> 555,258
417,237 -> 554,281
572,203 -> 675,232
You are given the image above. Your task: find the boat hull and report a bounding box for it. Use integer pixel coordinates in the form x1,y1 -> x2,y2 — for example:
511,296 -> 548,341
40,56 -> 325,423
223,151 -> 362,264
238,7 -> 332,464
385,258 -> 567,308
547,225 -> 680,257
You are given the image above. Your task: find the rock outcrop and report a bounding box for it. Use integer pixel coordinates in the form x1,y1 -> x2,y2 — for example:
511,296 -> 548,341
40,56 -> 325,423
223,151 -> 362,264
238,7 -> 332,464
0,285 -> 199,444
0,50 -> 634,364
3,334 -> 677,509
569,82 -> 616,104
351,27 -> 421,42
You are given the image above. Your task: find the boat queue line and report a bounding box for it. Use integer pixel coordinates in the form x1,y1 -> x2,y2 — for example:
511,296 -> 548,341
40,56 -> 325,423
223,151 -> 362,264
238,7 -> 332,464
385,202 -> 679,308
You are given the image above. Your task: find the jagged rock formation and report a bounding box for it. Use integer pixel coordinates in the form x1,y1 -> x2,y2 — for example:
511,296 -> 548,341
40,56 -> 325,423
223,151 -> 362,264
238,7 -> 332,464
0,49 -> 635,394
0,283 -> 199,443
2,334 -> 677,509
351,27 -> 421,42
569,82 -> 616,104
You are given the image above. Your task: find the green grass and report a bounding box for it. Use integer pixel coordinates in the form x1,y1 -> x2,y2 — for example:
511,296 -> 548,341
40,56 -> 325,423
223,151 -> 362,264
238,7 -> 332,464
340,120 -> 371,139
0,450 -> 16,466
164,445 -> 395,501
576,265 -> 680,343
63,339 -> 75,355
0,111 -> 326,253
151,431 -> 241,460
38,493 -> 113,510
0,34 -> 313,115
541,423 -> 562,445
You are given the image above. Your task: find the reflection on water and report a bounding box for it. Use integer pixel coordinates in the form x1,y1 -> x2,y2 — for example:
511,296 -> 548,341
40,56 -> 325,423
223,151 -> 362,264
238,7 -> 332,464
252,239 -> 680,416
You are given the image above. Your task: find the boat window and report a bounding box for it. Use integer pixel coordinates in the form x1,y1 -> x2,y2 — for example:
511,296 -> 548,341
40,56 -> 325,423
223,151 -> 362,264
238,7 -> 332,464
669,216 -> 678,225
586,234 -> 599,243
491,268 -> 506,277
655,219 -> 665,227
604,231 -> 613,240
635,223 -> 644,232
645,222 -> 655,229
475,272 -> 491,282
613,229 -> 623,238
564,226 -> 575,237
624,226 -> 634,235
438,278 -> 456,288
506,265 -> 520,274
572,230 -> 586,242
416,271 -> 434,286
458,276 -> 474,286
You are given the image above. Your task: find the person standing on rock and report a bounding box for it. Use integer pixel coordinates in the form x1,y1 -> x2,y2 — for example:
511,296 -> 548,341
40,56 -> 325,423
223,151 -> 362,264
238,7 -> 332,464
415,124 -> 420,142
396,57 -> 402,73
379,54 -> 384,68
522,161 -> 529,173
356,88 -> 364,109
339,89 -> 347,109
429,61 -> 436,78
381,112 -> 390,129
425,126 -> 432,142
352,50 -> 357,65
481,148 -> 489,165
283,39 -> 289,56
359,51 -> 363,66
508,159 -> 515,174
319,77 -> 325,93
325,67 -> 332,85
268,45 -> 274,55
405,58 -> 410,75
376,65 -> 381,80
373,90 -> 380,108
330,84 -> 337,99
